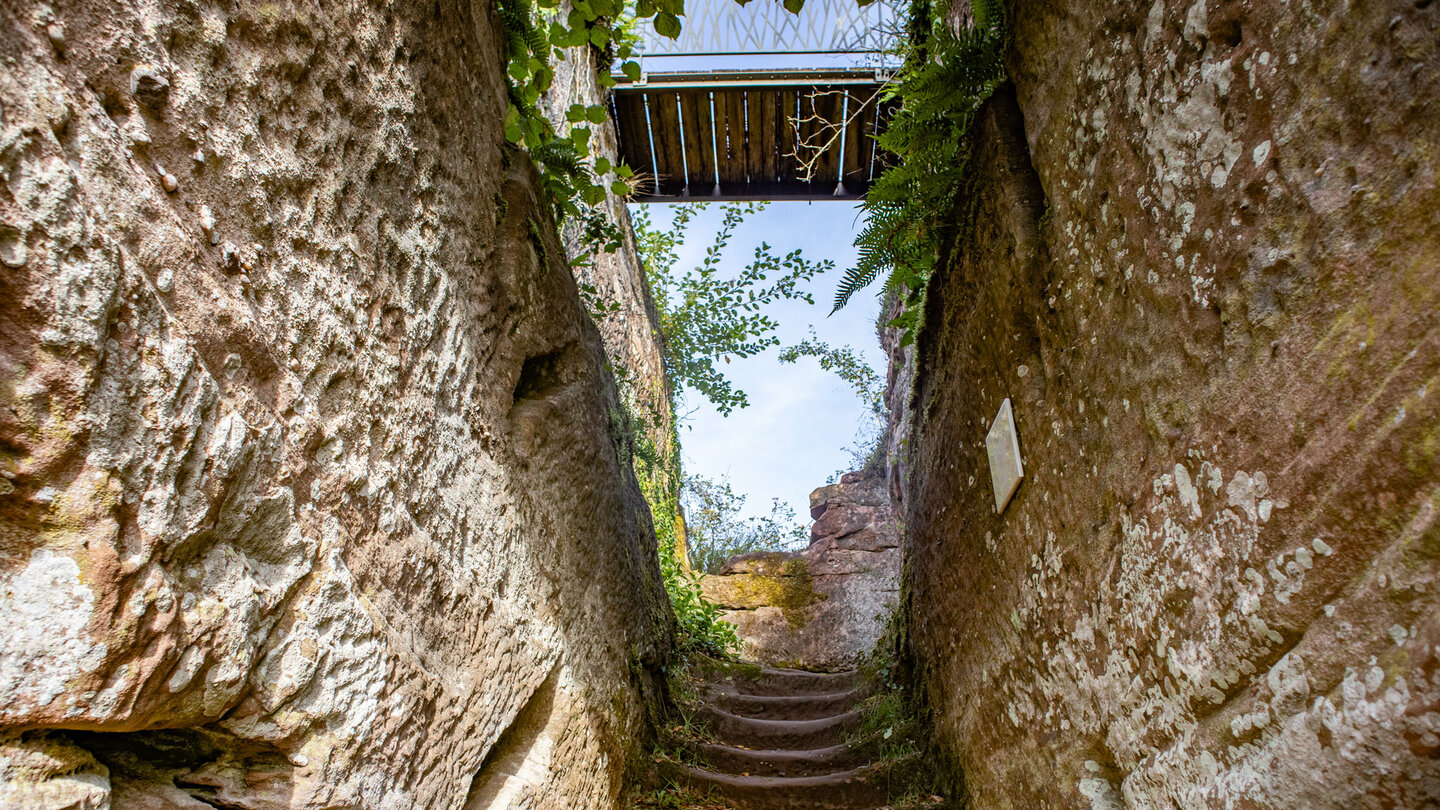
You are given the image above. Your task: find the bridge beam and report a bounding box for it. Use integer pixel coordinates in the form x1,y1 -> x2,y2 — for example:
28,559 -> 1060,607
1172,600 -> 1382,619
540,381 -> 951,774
613,69 -> 894,203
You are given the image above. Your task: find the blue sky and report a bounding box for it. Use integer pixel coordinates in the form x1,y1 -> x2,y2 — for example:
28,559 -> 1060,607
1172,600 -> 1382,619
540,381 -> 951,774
630,200 -> 887,526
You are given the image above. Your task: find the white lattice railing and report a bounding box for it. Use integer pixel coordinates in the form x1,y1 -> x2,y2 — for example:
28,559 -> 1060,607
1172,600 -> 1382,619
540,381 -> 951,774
637,0 -> 902,56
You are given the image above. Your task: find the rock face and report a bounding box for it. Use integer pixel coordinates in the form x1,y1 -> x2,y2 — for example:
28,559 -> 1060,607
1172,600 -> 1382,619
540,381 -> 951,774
541,37 -> 680,530
893,1 -> 1440,808
0,1 -> 670,808
703,471 -> 900,671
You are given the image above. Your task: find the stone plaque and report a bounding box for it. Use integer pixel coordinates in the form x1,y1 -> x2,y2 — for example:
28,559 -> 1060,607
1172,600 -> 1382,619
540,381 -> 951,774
986,398 -> 1024,513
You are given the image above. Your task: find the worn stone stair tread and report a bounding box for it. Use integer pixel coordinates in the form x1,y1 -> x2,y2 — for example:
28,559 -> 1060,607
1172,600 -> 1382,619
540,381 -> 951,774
666,762 -> 888,809
718,667 -> 862,697
707,688 -> 867,721
694,741 -> 866,778
701,705 -> 862,750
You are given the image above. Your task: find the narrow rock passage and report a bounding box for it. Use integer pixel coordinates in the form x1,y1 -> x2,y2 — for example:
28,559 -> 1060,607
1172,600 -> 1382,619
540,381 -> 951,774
662,666 -> 904,809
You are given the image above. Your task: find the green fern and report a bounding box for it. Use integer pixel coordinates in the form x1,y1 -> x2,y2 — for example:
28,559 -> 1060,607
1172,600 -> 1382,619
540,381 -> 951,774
835,0 -> 1009,333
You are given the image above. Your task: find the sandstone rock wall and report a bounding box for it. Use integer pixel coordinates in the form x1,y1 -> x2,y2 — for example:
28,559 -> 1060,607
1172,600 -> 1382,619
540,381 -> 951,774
896,0 -> 1440,807
0,1 -> 670,808
540,35 -> 679,516
703,471 -> 900,671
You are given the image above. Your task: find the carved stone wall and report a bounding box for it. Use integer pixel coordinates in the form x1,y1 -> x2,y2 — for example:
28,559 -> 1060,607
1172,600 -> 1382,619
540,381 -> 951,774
896,0 -> 1440,807
0,1 -> 670,807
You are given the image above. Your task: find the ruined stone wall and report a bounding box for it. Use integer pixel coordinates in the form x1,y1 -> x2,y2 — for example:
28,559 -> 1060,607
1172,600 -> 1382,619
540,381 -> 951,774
0,1 -> 671,808
702,471 -> 901,671
897,0 -> 1440,807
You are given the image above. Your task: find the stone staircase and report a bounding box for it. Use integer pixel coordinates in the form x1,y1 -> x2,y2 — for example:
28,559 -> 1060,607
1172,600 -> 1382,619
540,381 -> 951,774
662,666 -> 904,809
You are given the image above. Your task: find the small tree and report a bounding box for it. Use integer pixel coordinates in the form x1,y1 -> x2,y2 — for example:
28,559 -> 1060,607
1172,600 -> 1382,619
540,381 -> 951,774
636,202 -> 833,416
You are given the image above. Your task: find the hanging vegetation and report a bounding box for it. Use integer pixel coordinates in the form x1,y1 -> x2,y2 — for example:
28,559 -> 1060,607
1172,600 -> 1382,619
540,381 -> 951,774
835,0 -> 1009,345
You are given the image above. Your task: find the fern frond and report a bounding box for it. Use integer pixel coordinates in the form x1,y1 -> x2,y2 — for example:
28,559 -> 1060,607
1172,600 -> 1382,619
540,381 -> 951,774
835,1 -> 1009,321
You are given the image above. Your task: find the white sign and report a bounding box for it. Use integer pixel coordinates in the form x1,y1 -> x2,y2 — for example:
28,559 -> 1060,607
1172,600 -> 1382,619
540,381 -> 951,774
986,398 -> 1024,513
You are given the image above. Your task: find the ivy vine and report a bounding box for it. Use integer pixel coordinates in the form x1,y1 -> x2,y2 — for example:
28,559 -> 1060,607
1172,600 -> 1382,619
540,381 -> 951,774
497,0 -> 684,232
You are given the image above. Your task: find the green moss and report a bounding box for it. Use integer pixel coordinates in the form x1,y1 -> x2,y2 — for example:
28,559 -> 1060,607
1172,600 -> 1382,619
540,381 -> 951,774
725,558 -> 827,629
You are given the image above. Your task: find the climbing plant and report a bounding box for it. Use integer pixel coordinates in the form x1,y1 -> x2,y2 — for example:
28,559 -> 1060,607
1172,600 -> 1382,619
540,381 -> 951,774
833,0 -> 1009,345
777,329 -> 885,417
636,202 -> 833,416
496,0 -> 677,232
778,328 -> 889,474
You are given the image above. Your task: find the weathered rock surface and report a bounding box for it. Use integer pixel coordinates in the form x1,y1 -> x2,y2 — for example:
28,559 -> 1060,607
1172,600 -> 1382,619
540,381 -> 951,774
0,1 -> 670,808
541,36 -> 680,532
893,1 -> 1440,808
703,472 -> 899,671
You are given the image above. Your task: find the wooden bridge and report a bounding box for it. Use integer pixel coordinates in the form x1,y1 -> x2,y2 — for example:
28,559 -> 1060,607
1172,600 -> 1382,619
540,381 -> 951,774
611,0 -> 899,202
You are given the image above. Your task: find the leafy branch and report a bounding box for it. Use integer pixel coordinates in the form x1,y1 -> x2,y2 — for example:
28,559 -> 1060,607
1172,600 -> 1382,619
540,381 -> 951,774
778,329 -> 885,417
637,202 -> 833,416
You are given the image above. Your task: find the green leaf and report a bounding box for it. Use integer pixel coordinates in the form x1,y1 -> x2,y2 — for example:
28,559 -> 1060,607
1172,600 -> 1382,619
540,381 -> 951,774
570,125 -> 593,147
504,106 -> 523,144
586,104 -> 608,124
782,0 -> 804,13
621,60 -> 642,82
635,0 -> 656,16
589,25 -> 609,48
653,12 -> 681,39
655,0 -> 684,15
615,163 -> 634,178
611,180 -> 631,196
592,0 -> 618,16
567,103 -> 587,122
597,71 -> 615,87
594,156 -> 612,174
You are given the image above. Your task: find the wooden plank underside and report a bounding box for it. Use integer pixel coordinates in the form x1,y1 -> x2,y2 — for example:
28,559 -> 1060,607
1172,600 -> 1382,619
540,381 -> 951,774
611,94 -> 655,194
717,89 -> 747,186
871,96 -> 901,179
750,89 -> 777,186
612,82 -> 892,201
777,90 -> 799,185
809,88 -> 845,186
650,92 -> 687,197
679,90 -> 716,190
630,185 -> 860,202
842,86 -> 876,190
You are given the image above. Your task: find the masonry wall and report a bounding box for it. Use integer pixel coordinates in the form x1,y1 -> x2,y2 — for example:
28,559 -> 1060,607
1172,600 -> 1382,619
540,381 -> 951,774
0,1 -> 670,808
896,0 -> 1440,807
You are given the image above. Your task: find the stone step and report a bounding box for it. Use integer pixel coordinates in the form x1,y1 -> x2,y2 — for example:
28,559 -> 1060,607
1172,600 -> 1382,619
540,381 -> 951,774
701,705 -> 861,750
715,667 -> 862,697
692,741 -> 867,778
706,688 -> 866,721
661,762 -> 888,810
